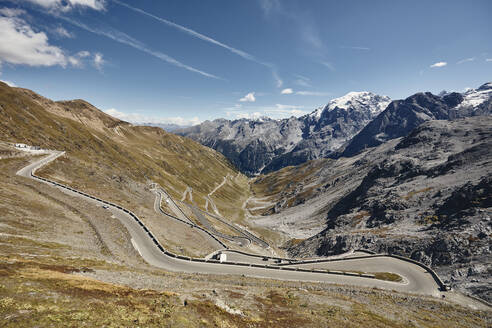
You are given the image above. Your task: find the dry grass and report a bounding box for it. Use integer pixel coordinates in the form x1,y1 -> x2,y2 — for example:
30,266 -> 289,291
251,160 -> 326,197
373,272 -> 403,282
403,187 -> 433,200
0,239 -> 490,328
351,210 -> 370,227
248,159 -> 327,216
289,238 -> 306,246
417,215 -> 440,225
352,227 -> 391,238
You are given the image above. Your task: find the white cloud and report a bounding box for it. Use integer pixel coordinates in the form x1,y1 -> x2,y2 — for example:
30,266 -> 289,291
281,109 -> 306,116
239,92 -> 256,102
93,52 -> 104,70
321,61 -> 335,71
273,104 -> 304,110
67,56 -> 81,67
302,23 -> 324,50
105,108 -> 201,126
225,103 -> 307,120
295,91 -> 331,97
224,103 -> 242,110
0,8 -> 26,17
53,26 -> 73,38
486,58 -> 492,62
264,104 -> 307,117
77,50 -> 91,58
67,51 -> 100,69
294,75 -> 311,87
258,0 -> 282,16
0,10 -> 104,73
25,0 -> 106,11
430,61 -> 447,68
0,13 -> 67,67
236,112 -> 263,120
281,88 -> 293,95
0,79 -> 16,87
223,104 -> 243,117
340,46 -> 370,51
457,57 -> 475,64
272,70 -> 283,88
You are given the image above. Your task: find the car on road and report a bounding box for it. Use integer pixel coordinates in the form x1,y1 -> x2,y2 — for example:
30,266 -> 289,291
102,205 -> 109,209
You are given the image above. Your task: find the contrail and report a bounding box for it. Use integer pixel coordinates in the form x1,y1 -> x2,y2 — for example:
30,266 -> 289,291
112,0 -> 280,81
54,14 -> 222,79
113,0 -> 258,62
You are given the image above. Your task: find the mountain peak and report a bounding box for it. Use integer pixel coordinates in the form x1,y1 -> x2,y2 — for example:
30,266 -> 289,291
455,82 -> 492,110
311,91 -> 391,119
477,82 -> 492,91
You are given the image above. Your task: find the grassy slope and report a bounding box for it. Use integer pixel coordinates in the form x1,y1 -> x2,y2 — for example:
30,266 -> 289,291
0,82 -> 239,200
250,159 -> 328,215
0,82 -> 251,251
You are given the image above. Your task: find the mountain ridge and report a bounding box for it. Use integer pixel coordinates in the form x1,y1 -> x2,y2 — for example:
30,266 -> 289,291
178,83 -> 491,176
177,91 -> 391,175
247,115 -> 491,302
341,83 -> 492,157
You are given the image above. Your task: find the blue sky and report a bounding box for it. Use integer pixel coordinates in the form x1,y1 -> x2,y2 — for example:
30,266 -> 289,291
0,0 -> 491,125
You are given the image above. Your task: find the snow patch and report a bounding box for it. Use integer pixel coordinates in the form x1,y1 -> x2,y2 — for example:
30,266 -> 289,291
309,91 -> 391,119
455,87 -> 492,110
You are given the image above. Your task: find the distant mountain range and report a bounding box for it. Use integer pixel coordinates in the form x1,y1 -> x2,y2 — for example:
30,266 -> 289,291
176,92 -> 391,175
177,83 -> 492,175
139,123 -> 190,132
341,82 -> 492,157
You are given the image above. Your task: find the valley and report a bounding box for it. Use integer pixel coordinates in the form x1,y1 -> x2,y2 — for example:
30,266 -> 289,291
1,81 -> 491,326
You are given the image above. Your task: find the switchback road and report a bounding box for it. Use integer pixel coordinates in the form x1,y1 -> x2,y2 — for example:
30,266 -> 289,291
16,151 -> 451,298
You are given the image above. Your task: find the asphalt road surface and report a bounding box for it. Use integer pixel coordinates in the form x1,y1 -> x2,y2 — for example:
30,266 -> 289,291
17,151 -> 449,297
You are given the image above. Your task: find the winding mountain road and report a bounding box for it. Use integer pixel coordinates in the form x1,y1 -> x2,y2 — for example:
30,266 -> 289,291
151,187 -> 227,249
16,151 -> 450,297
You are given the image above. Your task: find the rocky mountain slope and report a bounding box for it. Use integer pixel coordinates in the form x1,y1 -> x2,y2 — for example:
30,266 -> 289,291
341,83 -> 492,157
177,92 -> 390,175
248,116 -> 491,302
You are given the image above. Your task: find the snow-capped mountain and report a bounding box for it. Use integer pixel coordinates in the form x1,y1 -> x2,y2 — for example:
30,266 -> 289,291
342,82 -> 492,157
176,92 -> 390,175
452,82 -> 492,115
312,91 -> 390,118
